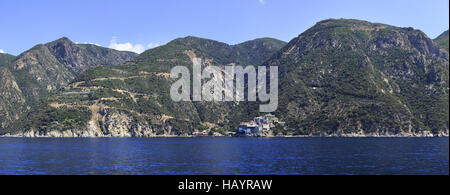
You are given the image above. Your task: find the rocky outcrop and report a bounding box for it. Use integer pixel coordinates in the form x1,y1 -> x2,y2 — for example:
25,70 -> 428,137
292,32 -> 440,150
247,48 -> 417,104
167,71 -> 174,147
10,37 -> 137,102
7,108 -> 155,137
0,67 -> 26,129
98,108 -> 155,137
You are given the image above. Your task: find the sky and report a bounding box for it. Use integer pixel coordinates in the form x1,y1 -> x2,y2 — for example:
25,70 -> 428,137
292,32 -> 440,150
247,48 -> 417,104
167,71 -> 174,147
0,0 -> 448,55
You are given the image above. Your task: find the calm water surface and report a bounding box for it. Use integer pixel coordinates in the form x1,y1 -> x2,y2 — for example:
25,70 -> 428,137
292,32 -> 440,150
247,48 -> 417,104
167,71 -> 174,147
0,137 -> 448,175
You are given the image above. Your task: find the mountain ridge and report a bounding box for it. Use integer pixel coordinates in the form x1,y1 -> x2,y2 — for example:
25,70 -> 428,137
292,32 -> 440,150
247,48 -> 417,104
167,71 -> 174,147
0,37 -> 138,128
1,19 -> 449,137
10,37 -> 138,101
435,30 -> 449,52
0,53 -> 15,67
1,36 -> 287,136
267,19 -> 448,136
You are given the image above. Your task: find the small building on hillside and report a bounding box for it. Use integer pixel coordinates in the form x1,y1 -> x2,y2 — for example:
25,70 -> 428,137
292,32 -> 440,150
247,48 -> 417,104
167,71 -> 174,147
192,130 -> 208,136
235,114 -> 285,137
254,117 -> 267,125
237,122 -> 261,136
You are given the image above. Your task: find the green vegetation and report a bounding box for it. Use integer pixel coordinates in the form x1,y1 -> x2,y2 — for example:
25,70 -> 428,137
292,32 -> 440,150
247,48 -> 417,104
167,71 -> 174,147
1,19 -> 448,137
3,36 -> 285,135
0,53 -> 15,67
0,37 -> 138,130
434,30 -> 449,52
272,19 -> 449,136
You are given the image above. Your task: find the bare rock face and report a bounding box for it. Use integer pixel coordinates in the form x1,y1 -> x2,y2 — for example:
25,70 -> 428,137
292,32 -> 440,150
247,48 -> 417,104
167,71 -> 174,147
98,108 -> 154,137
12,43 -> 76,100
0,68 -> 26,128
46,37 -> 137,72
10,37 -> 137,102
10,108 -> 155,138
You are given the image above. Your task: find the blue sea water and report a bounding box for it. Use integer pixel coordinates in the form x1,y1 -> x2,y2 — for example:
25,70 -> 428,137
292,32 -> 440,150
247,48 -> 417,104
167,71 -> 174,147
0,137 -> 448,175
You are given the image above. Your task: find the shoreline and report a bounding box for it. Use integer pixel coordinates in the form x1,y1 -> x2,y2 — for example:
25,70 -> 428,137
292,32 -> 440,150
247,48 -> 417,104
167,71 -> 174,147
1,128 -> 448,138
1,134 -> 448,138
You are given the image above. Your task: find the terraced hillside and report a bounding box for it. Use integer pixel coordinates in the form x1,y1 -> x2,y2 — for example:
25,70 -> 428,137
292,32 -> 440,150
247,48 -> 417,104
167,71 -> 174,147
0,38 -> 138,129
2,20 -> 448,137
3,37 -> 286,137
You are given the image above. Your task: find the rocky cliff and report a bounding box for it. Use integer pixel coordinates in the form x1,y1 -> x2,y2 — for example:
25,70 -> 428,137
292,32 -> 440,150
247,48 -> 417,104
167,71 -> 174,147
0,67 -> 26,128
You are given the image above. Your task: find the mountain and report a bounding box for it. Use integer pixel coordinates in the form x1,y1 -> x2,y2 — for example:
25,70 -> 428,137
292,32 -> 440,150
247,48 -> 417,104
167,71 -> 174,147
0,53 -> 15,67
2,37 -> 286,137
0,38 -> 137,129
227,38 -> 287,65
2,20 -> 449,137
435,30 -> 449,52
10,37 -> 138,101
267,19 -> 449,136
134,36 -> 285,72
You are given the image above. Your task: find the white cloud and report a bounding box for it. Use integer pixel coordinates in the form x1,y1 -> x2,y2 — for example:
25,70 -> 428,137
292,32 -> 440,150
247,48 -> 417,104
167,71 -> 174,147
109,37 -> 145,54
0,49 -> 4,54
147,43 -> 160,49
259,0 -> 265,5
77,42 -> 102,47
108,37 -> 160,54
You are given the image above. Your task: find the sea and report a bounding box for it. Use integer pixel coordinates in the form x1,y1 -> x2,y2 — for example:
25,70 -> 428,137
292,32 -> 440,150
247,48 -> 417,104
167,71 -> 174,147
0,137 -> 448,175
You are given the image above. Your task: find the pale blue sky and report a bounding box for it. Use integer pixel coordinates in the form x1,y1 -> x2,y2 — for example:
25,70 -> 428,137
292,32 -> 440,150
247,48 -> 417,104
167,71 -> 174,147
0,0 -> 448,55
